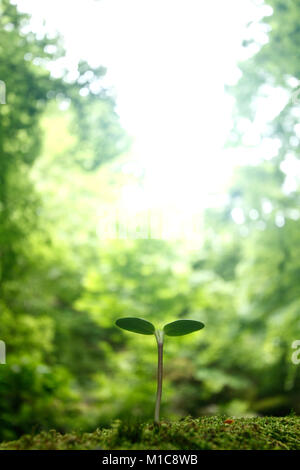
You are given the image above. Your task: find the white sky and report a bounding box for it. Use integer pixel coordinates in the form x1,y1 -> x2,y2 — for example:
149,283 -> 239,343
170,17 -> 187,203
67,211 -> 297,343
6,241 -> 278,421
15,0 -> 283,216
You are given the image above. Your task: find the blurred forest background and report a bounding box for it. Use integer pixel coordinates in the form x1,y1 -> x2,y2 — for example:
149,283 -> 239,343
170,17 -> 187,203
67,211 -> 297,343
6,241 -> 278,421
0,0 -> 300,441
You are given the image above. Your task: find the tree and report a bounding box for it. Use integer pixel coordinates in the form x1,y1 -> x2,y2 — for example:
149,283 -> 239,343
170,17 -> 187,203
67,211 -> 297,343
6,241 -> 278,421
0,0 -> 128,439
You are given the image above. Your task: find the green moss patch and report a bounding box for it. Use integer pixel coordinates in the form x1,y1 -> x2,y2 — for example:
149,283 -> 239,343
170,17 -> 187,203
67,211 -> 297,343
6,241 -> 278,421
0,416 -> 299,450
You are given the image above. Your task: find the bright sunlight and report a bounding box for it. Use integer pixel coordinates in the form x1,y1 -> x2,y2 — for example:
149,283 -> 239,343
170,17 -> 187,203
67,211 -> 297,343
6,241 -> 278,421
16,0 -> 272,216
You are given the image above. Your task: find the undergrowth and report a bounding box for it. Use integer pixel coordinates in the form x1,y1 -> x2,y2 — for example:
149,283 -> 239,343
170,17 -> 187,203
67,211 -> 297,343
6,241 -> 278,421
0,416 -> 299,450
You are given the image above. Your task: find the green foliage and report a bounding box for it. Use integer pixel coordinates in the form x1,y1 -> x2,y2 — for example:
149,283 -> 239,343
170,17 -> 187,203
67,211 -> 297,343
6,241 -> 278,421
116,318 -> 155,335
0,0 -> 128,441
164,320 -> 205,336
115,318 -> 205,336
0,0 -> 127,288
0,0 -> 300,444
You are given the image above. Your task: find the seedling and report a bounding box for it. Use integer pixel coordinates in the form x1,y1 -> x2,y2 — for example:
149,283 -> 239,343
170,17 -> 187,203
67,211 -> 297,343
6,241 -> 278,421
115,317 -> 205,424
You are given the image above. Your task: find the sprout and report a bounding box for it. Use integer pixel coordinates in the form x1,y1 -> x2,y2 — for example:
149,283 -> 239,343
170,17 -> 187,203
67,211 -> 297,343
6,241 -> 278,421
115,317 -> 205,424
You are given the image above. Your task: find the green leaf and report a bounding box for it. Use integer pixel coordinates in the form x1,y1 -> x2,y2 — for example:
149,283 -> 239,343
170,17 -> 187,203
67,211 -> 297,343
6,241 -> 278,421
163,320 -> 205,336
115,317 -> 155,335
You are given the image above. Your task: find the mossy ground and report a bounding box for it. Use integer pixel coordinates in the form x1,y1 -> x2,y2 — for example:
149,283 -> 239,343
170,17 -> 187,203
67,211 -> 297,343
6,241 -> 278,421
0,416 -> 299,450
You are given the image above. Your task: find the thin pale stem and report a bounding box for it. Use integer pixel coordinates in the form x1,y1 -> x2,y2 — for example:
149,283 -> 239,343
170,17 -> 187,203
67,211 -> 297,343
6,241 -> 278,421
154,330 -> 164,424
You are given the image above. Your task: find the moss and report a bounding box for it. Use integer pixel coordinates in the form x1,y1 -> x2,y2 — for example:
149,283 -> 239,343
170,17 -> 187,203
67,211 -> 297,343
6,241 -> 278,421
0,416 -> 299,450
